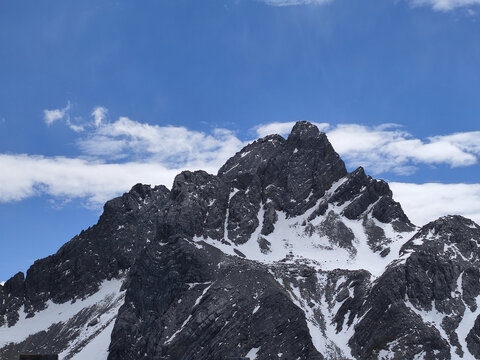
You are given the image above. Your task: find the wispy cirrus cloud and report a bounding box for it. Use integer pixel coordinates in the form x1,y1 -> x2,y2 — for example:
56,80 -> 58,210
43,101 -> 86,132
91,106 -> 108,127
43,103 -> 111,133
259,0 -> 331,6
258,0 -> 480,11
409,0 -> 480,11
43,102 -> 71,125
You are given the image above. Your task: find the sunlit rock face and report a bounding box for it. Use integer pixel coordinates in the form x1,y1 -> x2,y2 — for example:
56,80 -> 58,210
1,121 -> 479,360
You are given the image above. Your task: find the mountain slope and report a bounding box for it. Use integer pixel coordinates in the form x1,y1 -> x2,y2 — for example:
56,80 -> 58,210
1,121 -> 479,360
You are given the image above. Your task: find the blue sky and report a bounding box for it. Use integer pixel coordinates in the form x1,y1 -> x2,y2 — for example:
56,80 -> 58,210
0,0 -> 479,280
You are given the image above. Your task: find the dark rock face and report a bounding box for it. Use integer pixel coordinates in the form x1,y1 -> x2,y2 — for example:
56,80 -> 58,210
21,183 -> 169,311
19,355 -> 58,360
109,238 -> 323,360
219,122 -> 348,220
1,121 -> 479,360
0,184 -> 169,359
349,215 -> 480,359
0,272 -> 25,327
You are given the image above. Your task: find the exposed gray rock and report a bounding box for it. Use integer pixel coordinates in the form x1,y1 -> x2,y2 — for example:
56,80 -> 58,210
349,215 -> 480,359
109,238 -> 323,360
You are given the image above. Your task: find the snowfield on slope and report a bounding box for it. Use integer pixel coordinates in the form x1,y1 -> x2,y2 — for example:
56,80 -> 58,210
194,178 -> 416,277
0,277 -> 125,360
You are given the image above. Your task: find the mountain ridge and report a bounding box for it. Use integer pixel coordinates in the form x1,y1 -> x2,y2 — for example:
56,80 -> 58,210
1,121 -> 479,360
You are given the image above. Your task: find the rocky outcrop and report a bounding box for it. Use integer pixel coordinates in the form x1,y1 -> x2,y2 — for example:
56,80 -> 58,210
0,184 -> 169,358
349,215 -> 480,359
109,237 -> 323,360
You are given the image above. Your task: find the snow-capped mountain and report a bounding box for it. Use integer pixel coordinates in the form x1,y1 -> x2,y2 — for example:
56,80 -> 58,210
1,121 -> 479,359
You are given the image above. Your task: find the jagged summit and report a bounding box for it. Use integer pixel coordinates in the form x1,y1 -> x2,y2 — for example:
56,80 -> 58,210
1,121 -> 479,360
286,121 -> 334,153
219,121 -> 346,184
400,214 -> 480,262
420,214 -> 480,235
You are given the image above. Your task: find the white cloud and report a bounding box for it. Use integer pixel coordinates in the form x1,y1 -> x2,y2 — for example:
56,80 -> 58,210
326,124 -> 479,175
390,182 -> 480,226
409,0 -> 480,11
429,131 -> 480,154
43,102 -> 71,125
259,0 -> 331,6
44,104 -> 111,132
0,153 -> 478,227
257,120 -> 479,176
0,117 -> 247,207
0,154 -> 185,207
4,115 -> 480,227
43,102 -> 87,132
253,121 -> 480,176
91,106 -> 107,127
77,117 -> 245,169
258,0 -> 480,11
255,121 -> 329,137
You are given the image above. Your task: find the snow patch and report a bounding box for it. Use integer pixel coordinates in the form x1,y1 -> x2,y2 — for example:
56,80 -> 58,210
165,314 -> 193,344
0,277 -> 125,347
194,178 -> 414,278
0,277 -> 125,360
246,347 -> 260,359
276,273 -> 354,359
194,282 -> 214,307
405,297 -> 451,358
377,339 -> 401,359
67,320 -> 116,360
457,294 -> 480,357
186,281 -> 211,290
224,188 -> 240,241
222,163 -> 240,175
413,351 -> 426,360
208,199 -> 216,207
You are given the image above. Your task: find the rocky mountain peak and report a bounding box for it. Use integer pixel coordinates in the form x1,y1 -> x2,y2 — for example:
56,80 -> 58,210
400,215 -> 480,263
424,215 -> 479,235
286,120 -> 328,149
403,215 -> 480,248
2,121 -> 480,360
218,121 -> 346,182
217,122 -> 348,219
